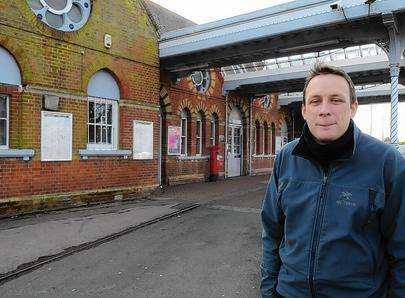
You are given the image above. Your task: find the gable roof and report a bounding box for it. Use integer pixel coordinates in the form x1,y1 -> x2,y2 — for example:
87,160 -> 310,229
143,0 -> 196,36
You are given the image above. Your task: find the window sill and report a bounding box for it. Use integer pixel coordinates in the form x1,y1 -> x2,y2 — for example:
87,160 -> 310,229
253,154 -> 276,158
177,155 -> 209,161
79,149 -> 132,160
0,149 -> 35,161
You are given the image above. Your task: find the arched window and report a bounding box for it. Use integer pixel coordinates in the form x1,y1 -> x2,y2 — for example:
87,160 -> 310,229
255,120 -> 261,155
196,111 -> 205,155
264,122 -> 269,155
0,47 -> 21,86
210,113 -> 218,146
271,122 -> 276,155
87,70 -> 120,150
180,109 -> 190,155
0,46 -> 22,149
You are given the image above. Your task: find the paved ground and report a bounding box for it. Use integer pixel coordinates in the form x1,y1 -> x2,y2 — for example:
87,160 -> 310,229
0,175 -> 270,298
0,200 -> 192,276
152,175 -> 269,209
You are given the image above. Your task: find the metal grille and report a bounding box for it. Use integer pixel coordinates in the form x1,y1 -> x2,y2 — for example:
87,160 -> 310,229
28,0 -> 91,32
191,70 -> 211,93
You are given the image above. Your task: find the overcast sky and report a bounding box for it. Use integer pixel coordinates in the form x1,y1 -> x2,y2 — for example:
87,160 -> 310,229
150,0 -> 404,142
149,0 -> 295,24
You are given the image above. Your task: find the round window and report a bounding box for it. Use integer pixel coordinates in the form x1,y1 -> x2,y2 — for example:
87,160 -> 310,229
27,0 -> 91,32
191,70 -> 211,93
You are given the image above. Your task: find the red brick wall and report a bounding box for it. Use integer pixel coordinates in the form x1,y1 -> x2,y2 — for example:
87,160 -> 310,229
0,0 -> 160,203
160,76 -> 292,180
251,95 -> 289,174
161,69 -> 226,184
0,159 -> 158,198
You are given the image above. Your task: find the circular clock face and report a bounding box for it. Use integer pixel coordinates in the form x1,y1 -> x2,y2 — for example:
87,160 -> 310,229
260,95 -> 270,109
191,70 -> 211,93
28,0 -> 91,32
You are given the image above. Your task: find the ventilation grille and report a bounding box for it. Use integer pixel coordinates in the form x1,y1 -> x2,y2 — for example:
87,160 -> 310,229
28,0 -> 91,32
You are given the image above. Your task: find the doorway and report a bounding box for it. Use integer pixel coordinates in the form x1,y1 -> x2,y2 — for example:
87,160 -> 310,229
227,108 -> 243,177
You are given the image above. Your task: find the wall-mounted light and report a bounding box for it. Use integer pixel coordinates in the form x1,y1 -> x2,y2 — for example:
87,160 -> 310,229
364,0 -> 376,4
104,34 -> 112,49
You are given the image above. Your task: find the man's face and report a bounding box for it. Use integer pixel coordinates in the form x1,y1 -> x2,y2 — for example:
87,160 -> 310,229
302,74 -> 358,144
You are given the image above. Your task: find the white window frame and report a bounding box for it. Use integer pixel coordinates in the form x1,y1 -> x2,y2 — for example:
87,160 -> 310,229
262,125 -> 265,156
87,96 -> 118,150
271,123 -> 276,155
264,123 -> 269,155
253,126 -> 256,156
0,94 -> 9,149
180,109 -> 188,156
210,114 -> 217,146
233,126 -> 242,156
196,113 -> 203,156
255,123 -> 261,155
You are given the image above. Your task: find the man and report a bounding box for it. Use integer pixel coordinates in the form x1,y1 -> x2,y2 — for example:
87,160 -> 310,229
261,63 -> 405,297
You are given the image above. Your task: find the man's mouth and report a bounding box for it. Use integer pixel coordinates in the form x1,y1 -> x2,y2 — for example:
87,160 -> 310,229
317,123 -> 336,127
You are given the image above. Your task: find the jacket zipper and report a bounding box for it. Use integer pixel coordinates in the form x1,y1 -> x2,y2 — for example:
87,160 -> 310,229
367,189 -> 378,277
308,169 -> 330,298
368,189 -> 377,223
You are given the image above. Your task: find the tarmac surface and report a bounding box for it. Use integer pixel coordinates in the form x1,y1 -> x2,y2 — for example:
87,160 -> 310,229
0,175 -> 270,297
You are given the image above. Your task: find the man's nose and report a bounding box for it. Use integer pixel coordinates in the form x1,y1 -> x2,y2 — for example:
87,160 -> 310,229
318,101 -> 331,116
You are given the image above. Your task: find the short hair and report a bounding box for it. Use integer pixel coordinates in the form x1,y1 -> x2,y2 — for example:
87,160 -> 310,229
302,62 -> 357,105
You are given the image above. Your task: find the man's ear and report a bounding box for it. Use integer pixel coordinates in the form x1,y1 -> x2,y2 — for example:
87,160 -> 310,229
301,102 -> 307,121
350,100 -> 358,118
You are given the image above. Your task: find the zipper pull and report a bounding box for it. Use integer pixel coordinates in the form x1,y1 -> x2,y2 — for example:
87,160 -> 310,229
322,166 -> 330,184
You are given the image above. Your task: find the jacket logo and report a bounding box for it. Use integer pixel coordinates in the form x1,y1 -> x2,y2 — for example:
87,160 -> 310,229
336,192 -> 356,207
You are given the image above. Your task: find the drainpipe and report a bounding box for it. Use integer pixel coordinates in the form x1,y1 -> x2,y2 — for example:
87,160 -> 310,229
224,92 -> 229,179
249,96 -> 253,176
158,109 -> 162,186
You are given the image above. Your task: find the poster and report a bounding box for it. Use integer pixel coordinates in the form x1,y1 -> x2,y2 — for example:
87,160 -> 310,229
41,111 -> 72,161
168,126 -> 181,155
133,120 -> 153,159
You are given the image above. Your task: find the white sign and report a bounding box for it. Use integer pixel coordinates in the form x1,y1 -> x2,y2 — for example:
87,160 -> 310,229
41,111 -> 72,161
133,120 -> 153,159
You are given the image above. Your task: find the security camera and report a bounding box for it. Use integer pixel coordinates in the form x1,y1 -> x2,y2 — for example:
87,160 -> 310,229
330,1 -> 342,11
364,0 -> 376,4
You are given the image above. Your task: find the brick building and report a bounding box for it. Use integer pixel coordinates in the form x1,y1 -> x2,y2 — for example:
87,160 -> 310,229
146,2 -> 292,184
0,0 -> 291,216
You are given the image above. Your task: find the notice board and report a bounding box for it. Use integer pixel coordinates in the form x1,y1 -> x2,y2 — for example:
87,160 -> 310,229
133,120 -> 153,159
41,111 -> 72,161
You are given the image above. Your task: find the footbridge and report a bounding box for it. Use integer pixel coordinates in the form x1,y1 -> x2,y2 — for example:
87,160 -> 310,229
160,0 -> 405,73
159,0 -> 405,146
222,45 -> 405,96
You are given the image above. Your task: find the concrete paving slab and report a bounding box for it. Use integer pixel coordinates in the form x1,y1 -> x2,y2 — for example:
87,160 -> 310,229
0,201 -> 182,275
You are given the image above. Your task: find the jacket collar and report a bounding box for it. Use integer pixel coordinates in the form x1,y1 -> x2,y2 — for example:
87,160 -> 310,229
292,120 -> 361,162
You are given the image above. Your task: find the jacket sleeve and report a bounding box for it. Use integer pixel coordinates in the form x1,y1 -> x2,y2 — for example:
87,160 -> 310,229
382,150 -> 405,297
260,153 -> 284,298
